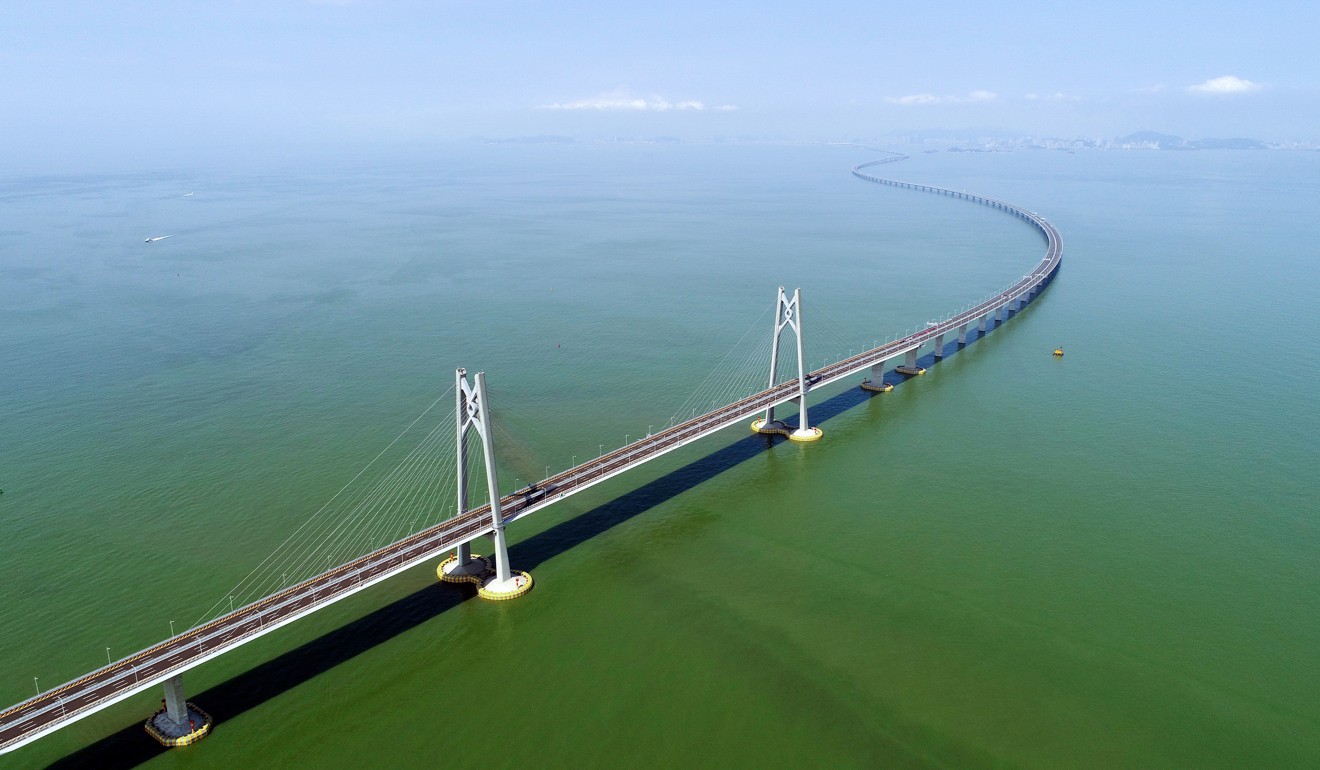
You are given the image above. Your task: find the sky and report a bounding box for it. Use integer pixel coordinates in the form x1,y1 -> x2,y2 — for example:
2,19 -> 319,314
2,0 -> 1317,170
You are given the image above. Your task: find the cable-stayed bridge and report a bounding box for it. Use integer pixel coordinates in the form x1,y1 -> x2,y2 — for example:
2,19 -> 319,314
0,153 -> 1062,755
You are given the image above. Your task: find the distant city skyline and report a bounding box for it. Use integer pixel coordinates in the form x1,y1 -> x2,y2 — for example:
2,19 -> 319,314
4,1 -> 1317,171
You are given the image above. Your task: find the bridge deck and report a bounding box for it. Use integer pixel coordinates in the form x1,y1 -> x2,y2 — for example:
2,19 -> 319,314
0,155 -> 1062,755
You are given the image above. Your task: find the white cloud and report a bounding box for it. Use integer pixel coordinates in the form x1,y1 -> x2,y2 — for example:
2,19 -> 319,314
714,104 -> 739,112
886,90 -> 997,106
539,89 -> 724,112
890,93 -> 940,105
1187,75 -> 1259,94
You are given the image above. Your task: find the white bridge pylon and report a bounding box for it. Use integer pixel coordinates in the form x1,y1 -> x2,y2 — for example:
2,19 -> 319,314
754,286 -> 823,442
443,368 -> 532,599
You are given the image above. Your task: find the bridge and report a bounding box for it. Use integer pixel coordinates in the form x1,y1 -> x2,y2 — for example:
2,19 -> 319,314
0,153 -> 1063,755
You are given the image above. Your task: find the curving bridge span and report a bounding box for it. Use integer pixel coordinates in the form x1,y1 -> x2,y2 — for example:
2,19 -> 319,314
0,153 -> 1062,756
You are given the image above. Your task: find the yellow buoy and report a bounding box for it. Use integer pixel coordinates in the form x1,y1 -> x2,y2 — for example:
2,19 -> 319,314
1053,347 -> 1064,357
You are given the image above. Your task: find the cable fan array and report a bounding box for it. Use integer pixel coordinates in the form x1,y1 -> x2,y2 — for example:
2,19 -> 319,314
193,388 -> 467,627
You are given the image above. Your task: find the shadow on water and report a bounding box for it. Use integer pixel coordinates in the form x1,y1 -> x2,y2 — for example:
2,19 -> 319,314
44,288 -> 1049,769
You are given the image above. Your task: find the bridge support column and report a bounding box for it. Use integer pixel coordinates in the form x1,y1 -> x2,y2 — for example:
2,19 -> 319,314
753,287 -> 822,442
933,333 -> 945,359
896,347 -> 925,376
144,674 -> 212,747
861,360 -> 891,392
957,323 -> 969,345
447,369 -> 533,600
164,676 -> 187,726
979,314 -> 988,334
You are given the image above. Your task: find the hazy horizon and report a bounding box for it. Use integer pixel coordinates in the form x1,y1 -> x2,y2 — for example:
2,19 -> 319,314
4,1 -> 1317,173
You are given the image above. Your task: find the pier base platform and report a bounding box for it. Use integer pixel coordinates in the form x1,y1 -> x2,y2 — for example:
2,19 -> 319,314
860,379 -> 893,392
894,365 -> 926,376
437,553 -> 492,584
750,418 -> 823,442
478,571 -> 534,601
144,703 -> 212,748
440,554 -> 534,600
788,428 -> 823,442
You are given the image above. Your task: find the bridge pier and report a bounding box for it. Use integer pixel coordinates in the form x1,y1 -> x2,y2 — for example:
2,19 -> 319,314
957,323 -> 969,346
861,359 -> 891,392
163,676 -> 187,726
932,333 -> 945,359
895,347 -> 925,376
979,314 -> 988,334
144,675 -> 211,747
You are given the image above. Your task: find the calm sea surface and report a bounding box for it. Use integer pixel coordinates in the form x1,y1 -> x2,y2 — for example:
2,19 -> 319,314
1,144 -> 1318,768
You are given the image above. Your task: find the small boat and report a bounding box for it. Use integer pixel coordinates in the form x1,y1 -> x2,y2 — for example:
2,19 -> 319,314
145,235 -> 173,243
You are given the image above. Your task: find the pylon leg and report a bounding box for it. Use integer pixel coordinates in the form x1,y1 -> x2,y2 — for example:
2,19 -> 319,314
477,525 -> 533,600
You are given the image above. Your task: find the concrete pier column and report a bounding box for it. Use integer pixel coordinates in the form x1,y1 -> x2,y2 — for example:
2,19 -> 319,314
979,314 -> 988,333
957,323 -> 969,345
861,359 -> 891,391
163,675 -> 188,727
932,333 -> 945,359
894,345 -> 925,376
145,673 -> 212,746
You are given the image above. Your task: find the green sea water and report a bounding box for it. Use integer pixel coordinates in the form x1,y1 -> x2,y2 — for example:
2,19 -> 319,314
2,144 -> 1318,768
